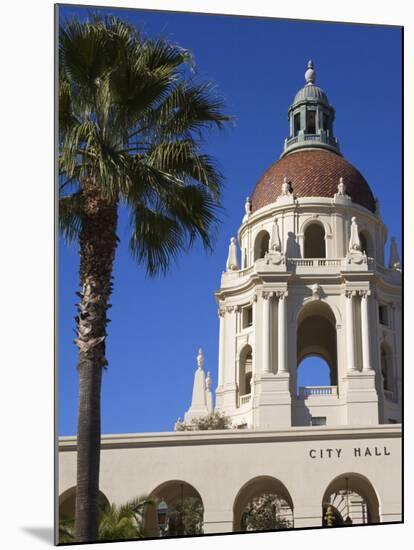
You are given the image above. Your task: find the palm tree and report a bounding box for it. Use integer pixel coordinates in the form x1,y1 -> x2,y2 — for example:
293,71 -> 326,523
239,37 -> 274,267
59,15 -> 230,543
58,495 -> 156,543
98,495 -> 156,541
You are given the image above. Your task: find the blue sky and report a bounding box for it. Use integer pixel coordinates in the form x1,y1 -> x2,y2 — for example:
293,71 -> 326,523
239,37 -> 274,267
58,5 -> 402,435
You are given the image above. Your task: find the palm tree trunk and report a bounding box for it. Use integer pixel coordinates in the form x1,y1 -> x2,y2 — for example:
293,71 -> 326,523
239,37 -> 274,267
74,178 -> 118,543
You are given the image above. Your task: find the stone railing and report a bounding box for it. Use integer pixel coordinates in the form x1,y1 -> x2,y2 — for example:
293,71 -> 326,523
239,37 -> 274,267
240,393 -> 251,406
298,386 -> 338,398
288,258 -> 342,268
286,134 -> 338,148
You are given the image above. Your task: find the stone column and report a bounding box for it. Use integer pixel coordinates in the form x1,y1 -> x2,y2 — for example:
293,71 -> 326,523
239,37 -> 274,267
360,290 -> 373,371
277,291 -> 288,373
262,291 -> 272,373
345,290 -> 356,371
217,308 -> 225,387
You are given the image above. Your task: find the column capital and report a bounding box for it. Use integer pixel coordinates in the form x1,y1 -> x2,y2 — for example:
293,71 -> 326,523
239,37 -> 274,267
262,291 -> 274,300
275,290 -> 288,300
218,307 -> 226,318
358,289 -> 372,299
225,304 -> 240,313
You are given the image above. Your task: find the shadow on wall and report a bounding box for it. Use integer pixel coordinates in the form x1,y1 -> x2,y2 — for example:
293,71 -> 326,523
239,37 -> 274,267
286,232 -> 301,258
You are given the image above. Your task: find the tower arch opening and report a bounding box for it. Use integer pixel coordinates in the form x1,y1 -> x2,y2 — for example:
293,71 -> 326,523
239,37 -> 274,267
233,476 -> 294,532
238,345 -> 253,401
322,473 -> 380,525
380,341 -> 395,399
304,222 -> 326,258
297,300 -> 338,388
143,480 -> 204,537
297,355 -> 331,395
254,230 -> 270,261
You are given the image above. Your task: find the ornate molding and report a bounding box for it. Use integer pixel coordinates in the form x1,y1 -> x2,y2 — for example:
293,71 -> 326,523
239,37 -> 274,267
218,308 -> 226,318
358,290 -> 371,299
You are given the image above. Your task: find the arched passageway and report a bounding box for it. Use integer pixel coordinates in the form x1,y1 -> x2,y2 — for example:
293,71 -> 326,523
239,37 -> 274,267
233,476 -> 294,532
304,223 -> 326,258
59,486 -> 109,520
144,480 -> 204,537
254,230 -> 270,261
322,473 -> 380,526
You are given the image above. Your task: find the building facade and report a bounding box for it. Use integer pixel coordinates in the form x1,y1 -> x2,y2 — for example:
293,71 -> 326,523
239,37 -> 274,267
59,62 -> 402,535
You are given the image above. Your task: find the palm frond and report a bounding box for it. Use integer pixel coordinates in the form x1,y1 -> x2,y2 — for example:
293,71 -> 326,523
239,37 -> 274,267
59,14 -> 231,274
59,191 -> 84,243
129,203 -> 184,276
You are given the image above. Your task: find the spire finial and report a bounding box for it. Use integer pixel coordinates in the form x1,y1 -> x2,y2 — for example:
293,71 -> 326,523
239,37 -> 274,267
305,59 -> 316,85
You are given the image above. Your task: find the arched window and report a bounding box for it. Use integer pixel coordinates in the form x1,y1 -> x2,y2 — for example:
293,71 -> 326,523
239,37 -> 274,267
380,343 -> 395,399
239,345 -> 253,398
304,223 -> 326,258
306,110 -> 316,134
254,230 -> 270,261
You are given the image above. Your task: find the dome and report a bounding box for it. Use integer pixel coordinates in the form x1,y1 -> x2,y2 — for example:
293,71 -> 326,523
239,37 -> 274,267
250,149 -> 376,213
293,84 -> 329,105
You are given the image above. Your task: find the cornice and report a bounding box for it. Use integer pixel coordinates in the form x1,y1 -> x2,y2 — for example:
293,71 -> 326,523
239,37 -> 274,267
59,424 -> 401,452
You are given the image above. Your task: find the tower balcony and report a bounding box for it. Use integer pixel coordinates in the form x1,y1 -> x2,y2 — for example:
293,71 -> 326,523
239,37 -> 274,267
282,132 -> 340,157
294,385 -> 340,427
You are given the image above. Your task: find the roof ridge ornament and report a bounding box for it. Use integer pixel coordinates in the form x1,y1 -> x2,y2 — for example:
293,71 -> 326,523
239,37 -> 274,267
305,59 -> 316,85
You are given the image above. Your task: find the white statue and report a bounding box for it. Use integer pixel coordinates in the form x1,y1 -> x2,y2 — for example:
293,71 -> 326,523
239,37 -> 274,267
205,371 -> 211,390
197,348 -> 204,369
337,177 -> 346,196
281,176 -> 293,196
226,237 -> 239,271
270,217 -> 282,252
349,217 -> 362,252
311,283 -> 321,300
389,237 -> 401,271
244,197 -> 252,217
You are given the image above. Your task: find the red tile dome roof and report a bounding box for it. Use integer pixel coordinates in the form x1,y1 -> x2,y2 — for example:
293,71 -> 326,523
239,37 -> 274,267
250,149 -> 376,213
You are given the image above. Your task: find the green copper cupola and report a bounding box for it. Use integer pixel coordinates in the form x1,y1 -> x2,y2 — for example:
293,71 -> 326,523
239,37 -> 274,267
281,60 -> 340,158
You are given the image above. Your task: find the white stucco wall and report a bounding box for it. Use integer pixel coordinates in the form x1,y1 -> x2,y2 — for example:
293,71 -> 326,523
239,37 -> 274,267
59,425 -> 401,533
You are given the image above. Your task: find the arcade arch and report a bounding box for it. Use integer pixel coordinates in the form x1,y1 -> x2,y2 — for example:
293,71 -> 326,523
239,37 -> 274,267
233,476 -> 294,531
58,486 -> 109,520
322,473 -> 380,525
143,480 -> 204,537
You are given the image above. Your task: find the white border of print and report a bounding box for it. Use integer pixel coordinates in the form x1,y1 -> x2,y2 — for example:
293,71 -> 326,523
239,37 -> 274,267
0,1 -> 411,549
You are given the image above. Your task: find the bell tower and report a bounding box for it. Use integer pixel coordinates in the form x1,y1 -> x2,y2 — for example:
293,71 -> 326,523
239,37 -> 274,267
282,60 -> 339,157
212,61 -> 401,430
